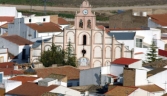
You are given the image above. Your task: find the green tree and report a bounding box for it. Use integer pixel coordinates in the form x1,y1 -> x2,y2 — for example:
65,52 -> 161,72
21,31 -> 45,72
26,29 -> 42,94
39,43 -> 65,67
145,40 -> 161,63
64,39 -> 77,67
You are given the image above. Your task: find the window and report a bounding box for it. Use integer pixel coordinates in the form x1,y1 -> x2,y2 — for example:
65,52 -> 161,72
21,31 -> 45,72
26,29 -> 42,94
83,35 -> 86,45
29,19 -> 31,23
87,19 -> 91,28
143,45 -> 148,48
79,19 -> 83,28
43,18 -> 45,22
67,83 -> 72,87
136,38 -> 142,48
108,77 -> 111,83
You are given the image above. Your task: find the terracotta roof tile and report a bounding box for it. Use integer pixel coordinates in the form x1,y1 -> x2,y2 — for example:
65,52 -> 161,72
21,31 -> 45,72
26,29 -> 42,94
2,33 -> 8,36
35,66 -> 80,80
138,84 -> 164,92
148,14 -> 167,26
0,16 -> 14,22
147,68 -> 167,77
58,17 -> 69,25
105,86 -> 138,96
0,62 -> 14,68
109,28 -> 143,30
26,22 -> 63,33
143,60 -> 167,68
159,49 -> 167,57
9,76 -> 40,83
6,82 -> 57,96
111,58 -> 140,65
0,23 -> 8,28
134,52 -> 144,55
1,35 -> 33,45
97,25 -> 110,32
0,68 -> 23,76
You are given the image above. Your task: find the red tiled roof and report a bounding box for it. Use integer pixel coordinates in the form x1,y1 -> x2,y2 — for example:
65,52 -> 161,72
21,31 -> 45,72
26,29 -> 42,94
0,68 -> 23,76
134,52 -> 144,55
105,86 -> 138,96
35,66 -> 80,80
97,25 -> 110,32
109,28 -> 143,31
138,84 -> 164,92
26,22 -> 62,33
9,76 -> 40,83
58,17 -> 69,25
0,23 -> 8,28
158,49 -> 167,57
0,16 -> 14,22
0,62 -> 14,68
107,74 -> 117,78
6,82 -> 57,96
1,35 -> 33,45
111,58 -> 140,65
148,14 -> 167,26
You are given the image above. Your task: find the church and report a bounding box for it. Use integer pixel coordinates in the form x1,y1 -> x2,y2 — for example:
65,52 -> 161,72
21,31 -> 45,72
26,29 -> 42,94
30,0 -> 133,69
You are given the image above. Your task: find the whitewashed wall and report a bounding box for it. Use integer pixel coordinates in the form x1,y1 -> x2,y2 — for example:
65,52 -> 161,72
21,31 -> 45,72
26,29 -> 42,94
118,40 -> 134,50
128,60 -> 142,69
50,86 -> 81,96
135,69 -> 148,86
0,38 -> 19,56
148,70 -> 167,92
4,80 -> 22,92
24,16 -> 50,24
129,88 -> 154,96
0,7 -> 17,17
110,64 -> 124,76
0,48 -> 8,62
38,32 -> 62,37
148,17 -> 161,28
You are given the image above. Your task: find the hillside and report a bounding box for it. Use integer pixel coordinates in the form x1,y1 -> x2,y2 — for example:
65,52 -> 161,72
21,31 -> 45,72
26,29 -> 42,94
0,0 -> 167,7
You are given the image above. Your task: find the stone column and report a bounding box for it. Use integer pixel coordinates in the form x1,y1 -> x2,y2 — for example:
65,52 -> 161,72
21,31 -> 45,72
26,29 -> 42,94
111,35 -> 115,62
90,29 -> 93,68
102,29 -> 105,66
121,43 -> 124,57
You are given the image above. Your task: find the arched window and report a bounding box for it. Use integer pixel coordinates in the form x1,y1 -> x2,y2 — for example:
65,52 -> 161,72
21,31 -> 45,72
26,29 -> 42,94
83,35 -> 86,45
87,20 -> 91,28
79,19 -> 83,28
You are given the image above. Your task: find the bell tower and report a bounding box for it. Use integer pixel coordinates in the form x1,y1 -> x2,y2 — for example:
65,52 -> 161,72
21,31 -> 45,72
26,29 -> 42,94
74,0 -> 96,30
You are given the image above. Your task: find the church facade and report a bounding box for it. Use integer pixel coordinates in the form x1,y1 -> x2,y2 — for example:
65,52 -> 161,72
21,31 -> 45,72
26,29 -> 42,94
31,0 -> 133,69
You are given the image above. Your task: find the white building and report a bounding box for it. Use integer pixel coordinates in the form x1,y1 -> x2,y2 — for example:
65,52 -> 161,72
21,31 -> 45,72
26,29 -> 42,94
109,28 -> 165,61
148,14 -> 167,28
0,7 -> 22,26
0,35 -> 33,63
0,48 -> 8,62
147,68 -> 167,92
8,15 -> 69,41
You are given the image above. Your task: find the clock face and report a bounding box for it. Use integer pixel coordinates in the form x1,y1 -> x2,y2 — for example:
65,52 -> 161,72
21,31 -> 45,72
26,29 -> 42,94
78,57 -> 89,66
83,9 -> 88,15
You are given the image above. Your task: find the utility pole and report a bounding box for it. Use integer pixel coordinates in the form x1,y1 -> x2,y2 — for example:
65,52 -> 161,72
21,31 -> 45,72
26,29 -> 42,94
43,0 -> 47,15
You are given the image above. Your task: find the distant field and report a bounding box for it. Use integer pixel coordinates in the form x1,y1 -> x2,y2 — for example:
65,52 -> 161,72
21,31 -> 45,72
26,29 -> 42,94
0,0 -> 167,7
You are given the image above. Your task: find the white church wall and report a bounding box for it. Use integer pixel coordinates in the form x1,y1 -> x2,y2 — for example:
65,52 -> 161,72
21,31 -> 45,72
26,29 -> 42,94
115,46 -> 121,59
66,31 -> 75,43
94,32 -> 102,44
105,46 -> 111,58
